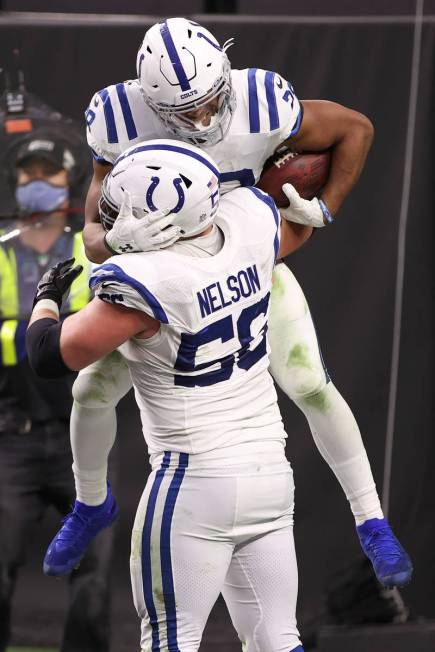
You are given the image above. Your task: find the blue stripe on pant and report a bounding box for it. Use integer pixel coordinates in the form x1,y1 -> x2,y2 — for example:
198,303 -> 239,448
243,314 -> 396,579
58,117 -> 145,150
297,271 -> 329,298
141,451 -> 171,651
141,452 -> 189,651
161,452 -> 189,651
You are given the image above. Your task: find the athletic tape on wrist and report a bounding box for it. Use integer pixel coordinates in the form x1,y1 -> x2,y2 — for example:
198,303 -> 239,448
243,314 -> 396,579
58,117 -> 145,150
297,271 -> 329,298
33,298 -> 60,318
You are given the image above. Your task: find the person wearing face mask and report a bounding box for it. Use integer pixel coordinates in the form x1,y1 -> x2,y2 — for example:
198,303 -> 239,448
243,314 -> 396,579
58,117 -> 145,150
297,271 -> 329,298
0,136 -> 114,652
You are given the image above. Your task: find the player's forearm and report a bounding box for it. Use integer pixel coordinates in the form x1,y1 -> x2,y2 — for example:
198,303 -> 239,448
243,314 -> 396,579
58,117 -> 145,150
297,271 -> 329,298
27,302 -> 73,378
83,221 -> 112,264
278,221 -> 313,258
290,101 -> 374,218
27,304 -> 106,375
320,116 -> 374,216
84,171 -> 112,263
27,311 -> 96,376
28,304 -> 59,326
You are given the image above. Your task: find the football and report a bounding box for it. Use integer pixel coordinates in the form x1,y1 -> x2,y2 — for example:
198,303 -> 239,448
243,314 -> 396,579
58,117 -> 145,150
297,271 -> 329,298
256,149 -> 331,207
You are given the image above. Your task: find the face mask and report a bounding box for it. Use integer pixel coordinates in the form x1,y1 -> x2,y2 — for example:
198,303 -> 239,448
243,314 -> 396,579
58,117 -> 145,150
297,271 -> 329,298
15,180 -> 69,213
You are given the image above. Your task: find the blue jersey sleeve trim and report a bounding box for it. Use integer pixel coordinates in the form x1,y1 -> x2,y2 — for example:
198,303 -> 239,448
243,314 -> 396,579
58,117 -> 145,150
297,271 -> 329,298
247,68 -> 260,133
115,83 -> 138,141
264,71 -> 279,131
247,187 -> 280,261
90,262 -> 169,324
90,148 -> 112,166
288,102 -> 304,139
98,88 -> 119,144
160,21 -> 191,92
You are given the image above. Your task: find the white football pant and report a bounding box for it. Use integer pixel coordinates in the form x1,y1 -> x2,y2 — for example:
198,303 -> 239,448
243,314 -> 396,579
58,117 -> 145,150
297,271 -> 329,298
268,263 -> 382,524
130,445 -> 302,652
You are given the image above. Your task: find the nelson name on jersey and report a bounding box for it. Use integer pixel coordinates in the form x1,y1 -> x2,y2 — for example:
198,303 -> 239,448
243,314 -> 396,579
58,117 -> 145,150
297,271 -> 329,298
197,264 -> 261,319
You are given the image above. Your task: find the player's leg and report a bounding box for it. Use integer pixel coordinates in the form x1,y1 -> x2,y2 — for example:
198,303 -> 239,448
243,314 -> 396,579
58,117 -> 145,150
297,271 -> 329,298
221,461 -> 301,651
269,262 -> 382,521
268,262 -> 412,586
131,453 -> 234,652
43,356 -> 129,576
222,526 -> 302,652
44,351 -> 131,575
71,350 -> 132,505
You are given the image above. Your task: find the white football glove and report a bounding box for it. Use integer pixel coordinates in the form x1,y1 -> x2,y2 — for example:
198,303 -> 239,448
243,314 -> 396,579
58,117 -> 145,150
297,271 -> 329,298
104,190 -> 182,254
280,183 -> 333,228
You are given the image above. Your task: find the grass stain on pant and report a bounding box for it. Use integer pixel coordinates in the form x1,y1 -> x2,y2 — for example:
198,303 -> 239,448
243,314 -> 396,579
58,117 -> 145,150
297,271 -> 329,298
303,388 -> 330,413
287,343 -> 313,370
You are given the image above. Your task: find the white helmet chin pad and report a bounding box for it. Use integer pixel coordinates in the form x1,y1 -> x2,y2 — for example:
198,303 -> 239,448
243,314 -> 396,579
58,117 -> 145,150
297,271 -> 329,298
99,139 -> 220,240
137,18 -> 236,146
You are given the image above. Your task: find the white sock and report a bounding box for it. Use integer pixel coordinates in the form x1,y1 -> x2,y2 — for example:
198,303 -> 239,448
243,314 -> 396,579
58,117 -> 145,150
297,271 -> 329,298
70,401 -> 117,505
292,382 -> 384,525
70,352 -> 132,505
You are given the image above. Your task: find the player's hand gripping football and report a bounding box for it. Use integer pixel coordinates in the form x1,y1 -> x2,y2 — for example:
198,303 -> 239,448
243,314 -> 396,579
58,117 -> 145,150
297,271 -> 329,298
104,189 -> 182,254
280,183 -> 334,228
33,258 -> 83,309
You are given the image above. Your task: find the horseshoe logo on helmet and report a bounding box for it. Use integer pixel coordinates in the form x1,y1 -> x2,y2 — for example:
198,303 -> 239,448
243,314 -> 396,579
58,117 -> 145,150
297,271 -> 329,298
145,175 -> 185,214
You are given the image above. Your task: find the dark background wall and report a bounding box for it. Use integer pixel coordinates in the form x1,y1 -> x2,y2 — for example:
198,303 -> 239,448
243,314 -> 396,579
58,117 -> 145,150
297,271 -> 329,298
0,3 -> 434,648
3,0 -> 435,14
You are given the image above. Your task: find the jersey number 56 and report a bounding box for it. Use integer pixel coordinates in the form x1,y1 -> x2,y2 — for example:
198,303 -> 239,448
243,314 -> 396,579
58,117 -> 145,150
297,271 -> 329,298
174,294 -> 270,387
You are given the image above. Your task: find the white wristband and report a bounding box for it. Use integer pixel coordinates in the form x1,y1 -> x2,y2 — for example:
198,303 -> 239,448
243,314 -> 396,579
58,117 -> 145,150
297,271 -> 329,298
33,298 -> 60,319
318,198 -> 334,225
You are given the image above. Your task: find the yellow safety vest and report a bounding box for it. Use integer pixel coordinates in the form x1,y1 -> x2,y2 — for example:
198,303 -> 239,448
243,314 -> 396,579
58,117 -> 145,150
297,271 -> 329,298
0,232 -> 91,366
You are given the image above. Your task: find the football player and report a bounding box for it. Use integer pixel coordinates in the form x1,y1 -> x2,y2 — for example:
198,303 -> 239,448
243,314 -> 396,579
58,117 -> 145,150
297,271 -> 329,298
27,140 -> 313,652
63,18 -> 411,587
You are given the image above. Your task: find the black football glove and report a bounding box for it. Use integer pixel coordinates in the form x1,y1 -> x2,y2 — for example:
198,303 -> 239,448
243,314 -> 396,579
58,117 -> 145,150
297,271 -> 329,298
33,257 -> 83,309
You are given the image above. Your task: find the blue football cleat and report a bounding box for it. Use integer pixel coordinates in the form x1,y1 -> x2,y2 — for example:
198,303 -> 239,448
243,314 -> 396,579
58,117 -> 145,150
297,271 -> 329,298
43,486 -> 118,576
357,517 -> 413,588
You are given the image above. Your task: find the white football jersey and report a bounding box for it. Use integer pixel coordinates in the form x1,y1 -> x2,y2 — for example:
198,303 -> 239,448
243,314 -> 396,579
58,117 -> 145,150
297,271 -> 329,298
89,187 -> 286,455
85,68 -> 302,193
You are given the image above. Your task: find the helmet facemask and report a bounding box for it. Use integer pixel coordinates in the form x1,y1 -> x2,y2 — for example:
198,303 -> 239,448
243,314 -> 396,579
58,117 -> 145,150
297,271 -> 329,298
145,57 -> 236,147
98,174 -> 150,232
98,177 -> 120,232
